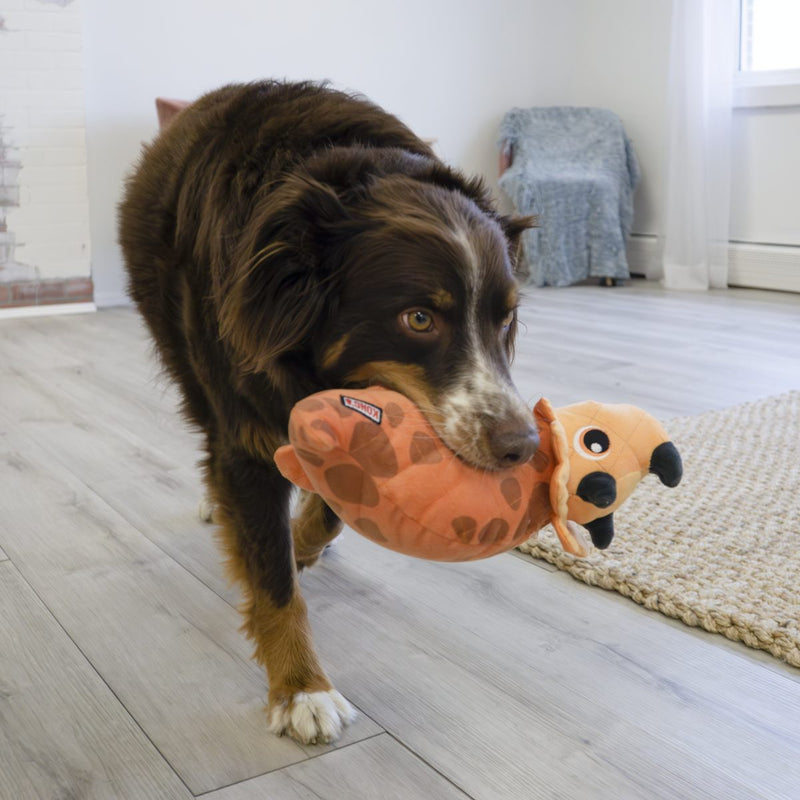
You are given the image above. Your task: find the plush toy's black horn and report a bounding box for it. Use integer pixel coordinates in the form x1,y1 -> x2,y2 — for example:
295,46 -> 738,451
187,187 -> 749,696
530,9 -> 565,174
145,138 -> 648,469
650,441 -> 682,487
585,514 -> 615,549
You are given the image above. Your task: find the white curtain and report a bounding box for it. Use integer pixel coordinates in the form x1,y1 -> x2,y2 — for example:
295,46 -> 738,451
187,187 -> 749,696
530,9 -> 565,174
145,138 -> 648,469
657,0 -> 738,290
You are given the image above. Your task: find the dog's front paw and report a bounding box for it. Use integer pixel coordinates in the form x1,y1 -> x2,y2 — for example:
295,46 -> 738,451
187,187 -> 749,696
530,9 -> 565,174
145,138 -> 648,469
295,533 -> 344,572
267,689 -> 356,744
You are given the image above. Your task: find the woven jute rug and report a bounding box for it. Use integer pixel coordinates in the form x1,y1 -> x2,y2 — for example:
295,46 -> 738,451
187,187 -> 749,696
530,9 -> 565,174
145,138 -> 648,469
517,391 -> 800,668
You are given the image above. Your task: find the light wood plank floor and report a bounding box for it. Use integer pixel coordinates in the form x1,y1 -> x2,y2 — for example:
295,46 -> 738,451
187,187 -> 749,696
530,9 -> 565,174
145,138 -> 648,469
1,279 -> 799,799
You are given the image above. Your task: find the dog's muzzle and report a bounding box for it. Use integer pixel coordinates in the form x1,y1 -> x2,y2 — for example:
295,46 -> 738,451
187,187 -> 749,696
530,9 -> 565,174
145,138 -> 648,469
488,422 -> 540,468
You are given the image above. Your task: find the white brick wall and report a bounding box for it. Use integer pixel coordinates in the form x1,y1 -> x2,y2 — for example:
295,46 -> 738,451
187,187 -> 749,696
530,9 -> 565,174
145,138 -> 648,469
0,0 -> 92,285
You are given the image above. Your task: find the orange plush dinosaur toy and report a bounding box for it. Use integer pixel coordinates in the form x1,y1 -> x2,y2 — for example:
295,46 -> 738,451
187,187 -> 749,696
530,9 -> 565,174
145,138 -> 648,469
275,387 -> 682,561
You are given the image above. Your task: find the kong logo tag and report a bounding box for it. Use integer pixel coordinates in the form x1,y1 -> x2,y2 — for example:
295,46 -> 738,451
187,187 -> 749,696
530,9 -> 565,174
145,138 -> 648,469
340,395 -> 383,424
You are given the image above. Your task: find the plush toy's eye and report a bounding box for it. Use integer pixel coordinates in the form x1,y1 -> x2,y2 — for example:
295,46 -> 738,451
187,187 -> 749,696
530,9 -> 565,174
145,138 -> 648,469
401,309 -> 436,334
574,426 -> 611,460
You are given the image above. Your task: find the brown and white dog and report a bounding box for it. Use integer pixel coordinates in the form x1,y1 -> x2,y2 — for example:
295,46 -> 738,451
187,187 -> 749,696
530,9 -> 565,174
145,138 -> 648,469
119,81 -> 536,744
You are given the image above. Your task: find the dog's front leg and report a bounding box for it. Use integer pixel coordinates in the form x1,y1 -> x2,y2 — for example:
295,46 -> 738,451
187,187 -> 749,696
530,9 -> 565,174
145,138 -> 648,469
213,451 -> 355,744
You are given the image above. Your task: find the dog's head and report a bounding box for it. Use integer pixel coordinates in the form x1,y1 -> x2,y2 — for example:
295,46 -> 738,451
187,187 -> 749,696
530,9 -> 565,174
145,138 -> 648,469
219,148 -> 536,470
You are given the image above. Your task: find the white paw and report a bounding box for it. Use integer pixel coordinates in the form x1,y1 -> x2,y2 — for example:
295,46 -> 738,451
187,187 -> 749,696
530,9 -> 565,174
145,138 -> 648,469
268,690 -> 356,744
198,496 -> 217,523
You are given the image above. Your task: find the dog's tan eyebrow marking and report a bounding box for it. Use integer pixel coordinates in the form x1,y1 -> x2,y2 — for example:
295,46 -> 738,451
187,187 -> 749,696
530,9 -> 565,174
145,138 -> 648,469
322,333 -> 351,370
429,290 -> 455,310
506,287 -> 519,311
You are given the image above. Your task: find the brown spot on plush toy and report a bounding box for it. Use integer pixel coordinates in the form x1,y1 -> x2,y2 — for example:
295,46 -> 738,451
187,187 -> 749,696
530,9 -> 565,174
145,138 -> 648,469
275,388 -> 682,561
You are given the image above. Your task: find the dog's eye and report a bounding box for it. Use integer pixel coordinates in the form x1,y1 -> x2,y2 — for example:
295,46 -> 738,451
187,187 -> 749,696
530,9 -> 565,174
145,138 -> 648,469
501,310 -> 515,328
402,309 -> 436,334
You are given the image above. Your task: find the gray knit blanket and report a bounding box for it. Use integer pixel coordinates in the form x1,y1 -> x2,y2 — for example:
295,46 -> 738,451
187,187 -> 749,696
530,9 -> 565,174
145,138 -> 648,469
498,107 -> 640,287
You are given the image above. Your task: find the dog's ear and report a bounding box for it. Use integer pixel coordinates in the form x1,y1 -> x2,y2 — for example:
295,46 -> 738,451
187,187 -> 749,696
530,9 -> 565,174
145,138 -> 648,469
497,215 -> 535,360
499,214 -> 536,283
499,214 -> 536,248
218,175 -> 349,375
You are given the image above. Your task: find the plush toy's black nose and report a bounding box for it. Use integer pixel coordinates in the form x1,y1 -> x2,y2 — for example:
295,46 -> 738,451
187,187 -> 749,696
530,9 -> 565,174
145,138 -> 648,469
489,423 -> 539,467
576,471 -> 617,508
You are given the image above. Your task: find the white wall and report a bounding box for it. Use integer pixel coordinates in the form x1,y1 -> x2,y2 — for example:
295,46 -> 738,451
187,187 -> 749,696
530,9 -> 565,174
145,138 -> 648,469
80,0 -> 800,304
558,0 -> 673,239
80,0 -> 579,306
730,107 -> 800,246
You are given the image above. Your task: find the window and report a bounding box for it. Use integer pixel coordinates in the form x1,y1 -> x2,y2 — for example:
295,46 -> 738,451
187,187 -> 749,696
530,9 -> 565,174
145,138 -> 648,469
735,0 -> 800,107
739,0 -> 800,71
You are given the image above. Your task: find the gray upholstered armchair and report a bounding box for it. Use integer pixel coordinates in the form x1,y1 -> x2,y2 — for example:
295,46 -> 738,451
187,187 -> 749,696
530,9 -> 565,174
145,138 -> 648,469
498,107 -> 640,287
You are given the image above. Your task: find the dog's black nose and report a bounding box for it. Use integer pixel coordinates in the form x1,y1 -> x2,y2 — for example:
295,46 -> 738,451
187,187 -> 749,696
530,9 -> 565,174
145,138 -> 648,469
489,424 -> 539,467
